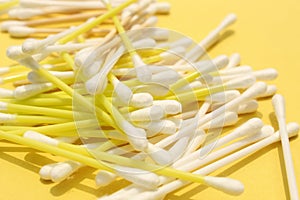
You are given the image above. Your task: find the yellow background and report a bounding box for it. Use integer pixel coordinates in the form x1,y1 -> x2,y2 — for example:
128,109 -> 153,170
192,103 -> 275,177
0,0 -> 300,199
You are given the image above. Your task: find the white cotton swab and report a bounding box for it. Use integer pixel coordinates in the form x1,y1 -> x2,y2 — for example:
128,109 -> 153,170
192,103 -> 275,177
102,125 -> 274,200
272,94 -> 299,200
115,123 -> 299,200
174,118 -> 264,167
176,13 -> 237,65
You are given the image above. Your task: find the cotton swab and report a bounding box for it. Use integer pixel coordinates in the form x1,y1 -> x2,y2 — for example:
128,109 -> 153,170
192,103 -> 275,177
257,85 -> 277,99
176,13 -> 237,65
102,125 -> 274,200
174,118 -> 264,167
272,94 -> 299,200
111,122 -> 298,200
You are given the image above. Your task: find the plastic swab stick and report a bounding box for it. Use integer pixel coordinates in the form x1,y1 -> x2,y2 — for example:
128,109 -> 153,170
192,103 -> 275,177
272,94 -> 299,200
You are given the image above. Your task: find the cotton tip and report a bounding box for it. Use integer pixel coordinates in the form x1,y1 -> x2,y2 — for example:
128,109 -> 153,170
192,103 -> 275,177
153,100 -> 182,115
115,166 -> 160,190
253,68 -> 278,81
22,38 -> 43,54
272,94 -> 286,119
257,85 -> 277,98
24,131 -> 59,146
220,66 -> 253,76
226,53 -> 241,68
39,163 -> 57,180
160,47 -> 186,64
14,82 -> 53,99
128,105 -> 164,121
213,55 -> 229,69
8,8 -> 42,19
132,53 -> 153,82
287,122 -> 300,138
95,170 -> 117,187
0,113 -> 16,122
85,73 -> 108,94
206,90 -> 240,103
135,66 -> 153,83
234,118 -> 264,138
151,29 -> 169,41
50,161 -> 82,182
143,16 -> 158,27
113,81 -> 133,105
225,75 -> 256,90
218,13 -> 237,31
151,70 -> 180,85
242,82 -> 267,99
238,100 -> 259,114
134,84 -> 169,97
0,88 -> 14,98
6,45 -> 26,60
204,176 -> 244,195
1,20 -> 25,32
170,37 -> 193,49
8,26 -> 36,38
136,120 -> 177,137
120,121 -> 148,151
147,143 -> 172,165
0,67 -> 9,75
0,102 -> 8,110
154,2 -> 171,14
130,93 -> 153,108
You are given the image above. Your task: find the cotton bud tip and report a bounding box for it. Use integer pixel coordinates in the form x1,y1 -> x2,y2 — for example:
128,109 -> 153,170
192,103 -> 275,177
204,176 -> 244,196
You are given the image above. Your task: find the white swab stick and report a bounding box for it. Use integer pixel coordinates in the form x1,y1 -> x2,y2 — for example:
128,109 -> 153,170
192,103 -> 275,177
174,118 -> 264,167
176,14 -> 237,65
201,111 -> 238,130
196,82 -> 267,127
102,126 -> 274,200
131,123 -> 299,200
272,94 -> 299,200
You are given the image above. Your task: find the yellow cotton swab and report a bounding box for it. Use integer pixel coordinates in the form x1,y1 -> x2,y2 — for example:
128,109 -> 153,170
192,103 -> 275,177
0,113 -> 71,124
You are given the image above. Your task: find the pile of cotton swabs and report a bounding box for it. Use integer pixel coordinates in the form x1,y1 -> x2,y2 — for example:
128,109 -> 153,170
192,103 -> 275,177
0,0 -> 299,199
